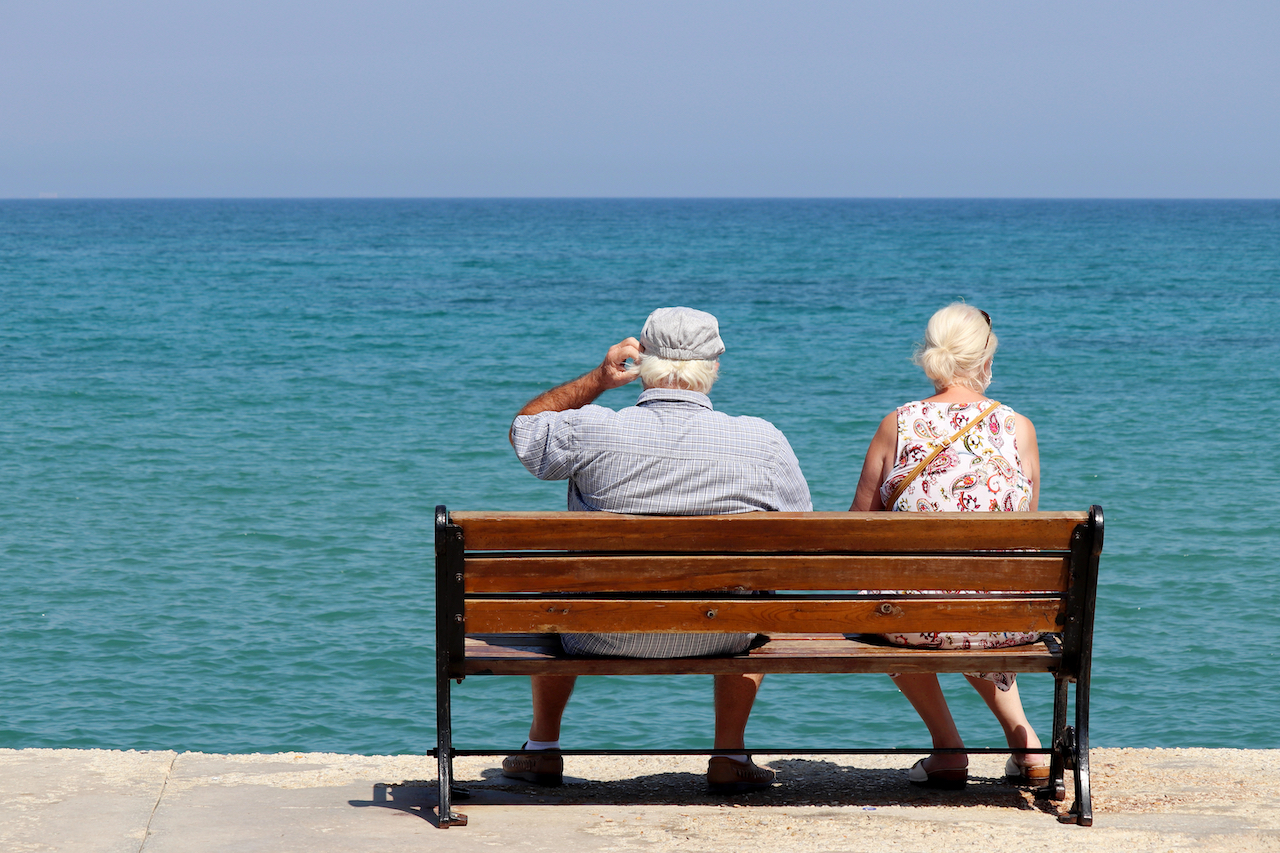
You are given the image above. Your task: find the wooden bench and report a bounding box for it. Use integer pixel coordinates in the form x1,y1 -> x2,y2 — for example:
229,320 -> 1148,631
432,505 -> 1103,828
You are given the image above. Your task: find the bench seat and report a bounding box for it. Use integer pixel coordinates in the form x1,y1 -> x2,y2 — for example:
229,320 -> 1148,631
463,632 -> 1063,676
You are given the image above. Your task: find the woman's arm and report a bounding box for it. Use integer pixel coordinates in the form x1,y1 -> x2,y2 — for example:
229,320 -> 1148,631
850,411 -> 899,511
1014,413 -> 1040,511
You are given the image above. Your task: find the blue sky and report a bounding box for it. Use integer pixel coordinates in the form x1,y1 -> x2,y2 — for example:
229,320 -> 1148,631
4,1 -> 1278,198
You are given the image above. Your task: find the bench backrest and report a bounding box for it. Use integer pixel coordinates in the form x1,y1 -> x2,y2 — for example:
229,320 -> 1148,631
435,507 -> 1103,680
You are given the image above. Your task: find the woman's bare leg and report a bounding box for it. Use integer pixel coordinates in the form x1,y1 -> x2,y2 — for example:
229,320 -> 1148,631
890,673 -> 967,771
964,675 -> 1046,766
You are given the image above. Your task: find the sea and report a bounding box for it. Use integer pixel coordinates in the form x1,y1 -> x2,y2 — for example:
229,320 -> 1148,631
2,198 -> 1277,756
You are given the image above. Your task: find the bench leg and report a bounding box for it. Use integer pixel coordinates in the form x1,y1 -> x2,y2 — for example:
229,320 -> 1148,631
1071,670 -> 1094,826
1070,739 -> 1093,827
1052,678 -> 1093,826
436,671 -> 468,828
1048,676 -> 1069,802
436,748 -> 465,827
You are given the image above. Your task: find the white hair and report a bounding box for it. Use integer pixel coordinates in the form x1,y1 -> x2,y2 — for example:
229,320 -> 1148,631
636,353 -> 720,394
912,303 -> 999,392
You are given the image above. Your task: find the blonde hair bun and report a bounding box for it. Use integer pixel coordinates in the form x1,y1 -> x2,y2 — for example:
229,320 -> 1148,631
912,303 -> 998,391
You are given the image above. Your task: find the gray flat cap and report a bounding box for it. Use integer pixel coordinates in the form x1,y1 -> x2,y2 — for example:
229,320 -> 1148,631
639,307 -> 725,361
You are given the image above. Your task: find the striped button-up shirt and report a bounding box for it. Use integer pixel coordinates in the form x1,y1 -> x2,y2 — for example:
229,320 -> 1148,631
510,386 -> 811,657
511,387 -> 811,515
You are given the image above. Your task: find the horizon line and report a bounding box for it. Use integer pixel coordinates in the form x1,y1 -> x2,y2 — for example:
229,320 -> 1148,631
6,195 -> 1280,202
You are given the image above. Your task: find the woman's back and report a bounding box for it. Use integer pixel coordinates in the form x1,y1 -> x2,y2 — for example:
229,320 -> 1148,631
880,399 -> 1032,513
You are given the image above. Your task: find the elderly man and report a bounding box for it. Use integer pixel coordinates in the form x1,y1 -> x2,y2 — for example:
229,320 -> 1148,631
504,307 -> 811,793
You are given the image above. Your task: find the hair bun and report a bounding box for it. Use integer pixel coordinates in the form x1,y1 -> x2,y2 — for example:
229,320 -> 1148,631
911,303 -> 997,391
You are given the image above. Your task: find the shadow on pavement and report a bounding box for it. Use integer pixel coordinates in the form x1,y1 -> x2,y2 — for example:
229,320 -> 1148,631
348,758 -> 1067,827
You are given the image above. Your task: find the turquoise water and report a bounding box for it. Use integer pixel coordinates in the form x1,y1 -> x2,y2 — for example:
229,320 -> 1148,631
2,199 -> 1277,754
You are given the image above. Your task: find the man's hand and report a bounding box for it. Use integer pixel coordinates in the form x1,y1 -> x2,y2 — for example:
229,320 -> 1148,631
511,338 -> 643,441
594,337 -> 642,390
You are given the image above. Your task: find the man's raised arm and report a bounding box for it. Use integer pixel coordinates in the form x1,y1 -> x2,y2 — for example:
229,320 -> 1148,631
510,337 -> 642,443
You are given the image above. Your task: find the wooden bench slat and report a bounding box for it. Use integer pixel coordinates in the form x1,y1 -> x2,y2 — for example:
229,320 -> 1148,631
465,554 -> 1070,593
451,511 -> 1087,552
461,633 -> 1061,676
465,596 -> 1063,635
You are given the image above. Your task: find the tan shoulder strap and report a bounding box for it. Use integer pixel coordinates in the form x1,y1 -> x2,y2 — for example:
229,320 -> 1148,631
884,400 -> 1002,510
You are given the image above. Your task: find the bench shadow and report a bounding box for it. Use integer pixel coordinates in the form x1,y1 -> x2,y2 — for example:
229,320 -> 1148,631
348,758 -> 1068,827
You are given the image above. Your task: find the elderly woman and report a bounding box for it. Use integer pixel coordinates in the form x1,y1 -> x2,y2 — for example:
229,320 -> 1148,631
850,303 -> 1049,790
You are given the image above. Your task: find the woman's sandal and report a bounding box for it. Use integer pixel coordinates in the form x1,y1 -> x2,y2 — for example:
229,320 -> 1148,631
908,758 -> 968,790
1004,755 -> 1051,786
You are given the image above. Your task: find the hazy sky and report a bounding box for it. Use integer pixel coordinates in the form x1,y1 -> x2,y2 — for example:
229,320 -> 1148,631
4,1 -> 1278,198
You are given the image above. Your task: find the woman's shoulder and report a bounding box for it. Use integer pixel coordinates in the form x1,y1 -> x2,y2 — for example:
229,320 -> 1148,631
961,398 -> 1019,418
990,400 -> 1031,423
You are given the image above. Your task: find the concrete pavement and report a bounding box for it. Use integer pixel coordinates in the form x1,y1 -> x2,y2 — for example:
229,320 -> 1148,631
2,748 -> 1277,852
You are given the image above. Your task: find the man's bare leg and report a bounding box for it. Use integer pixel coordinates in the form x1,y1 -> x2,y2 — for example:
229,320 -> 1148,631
503,675 -> 575,785
707,672 -> 773,790
527,675 -> 577,742
713,672 -> 764,750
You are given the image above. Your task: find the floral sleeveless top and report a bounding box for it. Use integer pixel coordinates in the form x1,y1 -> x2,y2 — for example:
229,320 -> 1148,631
874,400 -> 1036,689
879,400 -> 1032,513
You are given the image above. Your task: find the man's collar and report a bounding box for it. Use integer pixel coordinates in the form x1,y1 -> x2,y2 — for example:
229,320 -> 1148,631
636,387 -> 714,410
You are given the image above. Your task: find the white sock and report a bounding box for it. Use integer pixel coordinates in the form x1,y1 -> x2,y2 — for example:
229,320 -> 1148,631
718,753 -> 749,763
526,739 -> 560,751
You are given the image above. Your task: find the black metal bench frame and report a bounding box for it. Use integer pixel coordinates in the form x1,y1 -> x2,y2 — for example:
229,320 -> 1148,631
432,505 -> 1103,828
